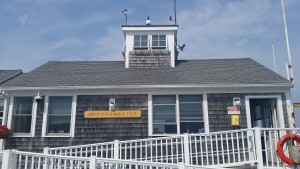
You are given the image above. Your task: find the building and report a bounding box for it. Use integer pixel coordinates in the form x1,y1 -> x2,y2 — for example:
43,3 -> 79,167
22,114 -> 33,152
0,70 -> 22,124
0,20 -> 294,153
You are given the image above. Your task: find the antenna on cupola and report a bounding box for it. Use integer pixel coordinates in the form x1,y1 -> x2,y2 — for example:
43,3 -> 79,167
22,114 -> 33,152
122,9 -> 128,25
169,0 -> 177,25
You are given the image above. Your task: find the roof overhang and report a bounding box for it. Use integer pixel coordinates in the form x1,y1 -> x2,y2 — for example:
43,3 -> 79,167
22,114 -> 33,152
1,83 -> 293,91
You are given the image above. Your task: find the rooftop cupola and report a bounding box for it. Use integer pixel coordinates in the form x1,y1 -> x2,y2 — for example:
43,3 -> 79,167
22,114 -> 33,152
122,18 -> 179,68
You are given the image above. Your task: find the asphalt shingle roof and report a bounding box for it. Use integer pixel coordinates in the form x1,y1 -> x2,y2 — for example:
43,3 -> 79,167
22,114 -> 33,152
0,70 -> 22,85
1,58 -> 291,88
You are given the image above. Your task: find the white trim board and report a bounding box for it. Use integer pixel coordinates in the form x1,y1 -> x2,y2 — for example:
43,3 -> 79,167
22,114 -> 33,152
245,95 -> 285,129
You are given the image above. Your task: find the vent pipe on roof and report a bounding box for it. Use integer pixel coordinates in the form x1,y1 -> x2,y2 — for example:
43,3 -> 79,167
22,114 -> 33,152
146,16 -> 151,25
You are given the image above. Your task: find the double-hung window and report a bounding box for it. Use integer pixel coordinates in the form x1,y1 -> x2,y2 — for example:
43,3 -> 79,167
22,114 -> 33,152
134,35 -> 148,48
11,97 -> 34,134
152,35 -> 166,49
153,95 -> 177,134
152,95 -> 204,135
45,96 -> 73,136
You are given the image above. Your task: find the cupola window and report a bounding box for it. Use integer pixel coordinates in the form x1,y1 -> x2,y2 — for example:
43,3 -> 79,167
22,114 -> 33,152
152,35 -> 166,49
134,35 -> 148,49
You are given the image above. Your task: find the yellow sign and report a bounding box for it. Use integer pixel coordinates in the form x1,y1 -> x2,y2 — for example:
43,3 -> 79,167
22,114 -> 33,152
231,115 -> 240,126
84,110 -> 141,118
293,103 -> 300,108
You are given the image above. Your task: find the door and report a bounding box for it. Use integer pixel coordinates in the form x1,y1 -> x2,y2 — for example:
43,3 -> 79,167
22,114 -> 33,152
249,98 -> 278,128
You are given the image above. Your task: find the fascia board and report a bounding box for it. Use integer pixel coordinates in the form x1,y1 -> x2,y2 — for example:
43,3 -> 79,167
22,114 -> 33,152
1,83 -> 293,91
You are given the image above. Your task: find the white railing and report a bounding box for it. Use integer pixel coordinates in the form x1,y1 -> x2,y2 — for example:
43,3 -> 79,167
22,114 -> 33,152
47,128 -> 258,168
260,128 -> 300,169
0,150 -> 228,169
2,127 -> 300,169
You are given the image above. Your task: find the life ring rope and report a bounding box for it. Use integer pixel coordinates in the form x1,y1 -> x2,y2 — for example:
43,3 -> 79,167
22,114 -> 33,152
277,133 -> 300,166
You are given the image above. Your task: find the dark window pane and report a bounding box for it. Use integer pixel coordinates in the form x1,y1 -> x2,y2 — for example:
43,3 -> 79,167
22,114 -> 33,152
152,35 -> 158,40
49,96 -> 72,114
179,95 -> 202,102
134,36 -> 140,41
12,116 -> 32,133
141,41 -> 148,47
180,103 -> 202,111
47,116 -> 71,134
152,41 -> 158,46
180,122 -> 204,134
160,41 -> 166,46
160,35 -> 166,40
153,105 -> 175,114
0,106 -> 3,112
141,35 -> 148,41
153,124 -> 177,134
134,41 -> 140,47
153,114 -> 176,123
153,95 -> 176,104
13,97 -> 33,115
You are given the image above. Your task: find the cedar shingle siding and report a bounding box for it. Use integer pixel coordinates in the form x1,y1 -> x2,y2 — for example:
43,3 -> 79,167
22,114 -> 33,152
5,92 -> 289,152
5,94 -> 148,152
208,93 -> 288,132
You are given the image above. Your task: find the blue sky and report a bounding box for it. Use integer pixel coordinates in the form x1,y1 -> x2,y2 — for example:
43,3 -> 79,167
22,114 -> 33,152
0,0 -> 300,125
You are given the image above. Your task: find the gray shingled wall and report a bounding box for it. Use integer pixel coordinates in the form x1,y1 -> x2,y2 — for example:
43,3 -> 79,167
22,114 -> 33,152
129,50 -> 171,68
5,94 -> 148,153
208,93 -> 288,132
5,92 -> 289,153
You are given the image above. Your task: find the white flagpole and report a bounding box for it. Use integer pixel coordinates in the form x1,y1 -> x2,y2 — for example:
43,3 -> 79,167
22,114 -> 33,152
281,0 -> 294,82
272,43 -> 277,73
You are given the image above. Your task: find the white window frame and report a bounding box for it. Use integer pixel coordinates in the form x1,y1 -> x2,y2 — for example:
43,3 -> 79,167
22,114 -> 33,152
7,96 -> 37,137
151,34 -> 166,49
42,95 -> 77,137
149,94 -> 208,136
133,35 -> 149,49
245,95 -> 285,129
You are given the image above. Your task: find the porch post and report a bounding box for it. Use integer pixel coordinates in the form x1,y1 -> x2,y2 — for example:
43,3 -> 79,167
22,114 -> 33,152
43,147 -> 49,169
114,140 -> 119,159
183,133 -> 190,165
2,149 -> 17,169
254,127 -> 263,169
89,156 -> 97,168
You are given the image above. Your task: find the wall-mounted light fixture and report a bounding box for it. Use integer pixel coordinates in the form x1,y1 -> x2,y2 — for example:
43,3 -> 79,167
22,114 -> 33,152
233,97 -> 241,106
35,92 -> 43,102
109,98 -> 115,111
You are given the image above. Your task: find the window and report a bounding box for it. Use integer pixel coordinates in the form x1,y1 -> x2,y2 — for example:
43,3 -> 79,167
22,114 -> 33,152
134,35 -> 148,48
0,98 -> 4,124
152,95 -> 204,135
45,96 -> 73,136
153,95 -> 177,134
179,95 -> 203,134
152,35 -> 166,48
11,97 -> 33,134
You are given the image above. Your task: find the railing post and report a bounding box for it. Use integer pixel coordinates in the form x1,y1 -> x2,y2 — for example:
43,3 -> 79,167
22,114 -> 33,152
43,147 -> 49,169
2,149 -> 17,169
254,127 -> 263,169
114,140 -> 119,159
178,162 -> 185,169
183,133 -> 190,165
89,156 -> 97,168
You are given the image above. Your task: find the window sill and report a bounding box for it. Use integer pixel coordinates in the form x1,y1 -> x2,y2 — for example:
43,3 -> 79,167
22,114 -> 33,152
150,134 -> 179,137
43,134 -> 72,138
12,134 -> 33,137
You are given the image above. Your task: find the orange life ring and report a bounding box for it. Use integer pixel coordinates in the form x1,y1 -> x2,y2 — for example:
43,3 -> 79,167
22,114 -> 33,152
277,134 -> 300,165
